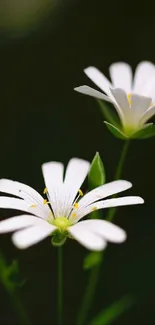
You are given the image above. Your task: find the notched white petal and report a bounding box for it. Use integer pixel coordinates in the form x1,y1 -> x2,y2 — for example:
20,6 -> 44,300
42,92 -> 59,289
84,66 -> 112,96
68,224 -> 107,251
133,61 -> 155,94
74,196 -> 144,221
12,224 -> 56,249
63,158 -> 90,217
0,215 -> 42,233
74,85 -> 112,102
109,62 -> 132,92
77,219 -> 127,243
140,105 -> 155,125
76,180 -> 132,211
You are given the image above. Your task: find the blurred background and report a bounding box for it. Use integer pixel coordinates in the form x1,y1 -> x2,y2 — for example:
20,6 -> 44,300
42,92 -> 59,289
0,0 -> 155,324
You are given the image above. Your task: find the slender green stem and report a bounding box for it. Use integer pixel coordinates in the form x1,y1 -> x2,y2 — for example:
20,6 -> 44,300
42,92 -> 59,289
76,265 -> 101,325
58,247 -> 63,325
113,140 -> 130,181
76,140 -> 130,325
106,140 -> 130,222
9,291 -> 31,325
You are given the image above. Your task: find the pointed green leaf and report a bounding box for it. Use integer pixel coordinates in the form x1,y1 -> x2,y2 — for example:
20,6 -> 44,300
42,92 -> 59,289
83,252 -> 102,270
89,295 -> 134,325
132,123 -> 155,139
104,121 -> 128,140
88,152 -> 106,190
97,100 -> 120,127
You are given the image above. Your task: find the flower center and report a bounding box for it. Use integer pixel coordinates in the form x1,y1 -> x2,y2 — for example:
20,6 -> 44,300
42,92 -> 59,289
51,217 -> 71,230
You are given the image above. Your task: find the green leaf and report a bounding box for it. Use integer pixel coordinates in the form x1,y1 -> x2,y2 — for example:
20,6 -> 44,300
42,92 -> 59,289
89,295 -> 134,325
88,152 -> 106,190
0,253 -> 22,293
83,252 -> 102,270
132,123 -> 155,139
97,100 -> 120,127
104,121 -> 128,140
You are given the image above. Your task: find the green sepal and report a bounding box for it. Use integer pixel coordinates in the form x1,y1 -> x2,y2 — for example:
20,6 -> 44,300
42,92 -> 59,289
83,251 -> 102,270
97,100 -> 120,127
88,152 -> 106,190
104,121 -> 128,140
132,123 -> 155,139
51,232 -> 67,247
89,295 -> 134,325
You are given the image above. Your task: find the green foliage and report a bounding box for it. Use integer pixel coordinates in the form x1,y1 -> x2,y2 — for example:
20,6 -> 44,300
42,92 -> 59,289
52,232 -> 67,247
89,295 -> 134,325
88,152 -> 106,190
132,123 -> 155,139
0,253 -> 23,293
97,100 -> 120,127
83,252 -> 102,270
104,120 -> 155,140
88,152 -> 105,220
104,121 -> 127,140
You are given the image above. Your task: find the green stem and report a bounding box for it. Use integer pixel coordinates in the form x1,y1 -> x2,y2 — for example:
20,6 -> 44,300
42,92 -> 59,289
9,291 -> 31,325
58,247 -> 63,325
76,266 -> 100,325
76,140 -> 130,325
106,140 -> 130,222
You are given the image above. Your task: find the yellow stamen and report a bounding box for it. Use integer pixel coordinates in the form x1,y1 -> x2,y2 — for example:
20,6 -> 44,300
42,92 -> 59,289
127,93 -> 132,106
43,187 -> 48,194
78,189 -> 83,196
74,202 -> 79,208
30,204 -> 37,208
72,213 -> 77,218
92,206 -> 97,211
43,199 -> 47,205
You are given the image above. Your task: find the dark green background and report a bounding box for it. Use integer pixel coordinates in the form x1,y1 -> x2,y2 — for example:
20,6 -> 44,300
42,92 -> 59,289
0,0 -> 155,324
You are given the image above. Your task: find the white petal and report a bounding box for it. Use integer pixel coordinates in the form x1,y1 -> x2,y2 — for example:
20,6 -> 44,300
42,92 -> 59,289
73,196 -> 144,221
77,219 -> 126,243
133,61 -> 155,94
74,85 -> 113,102
75,180 -> 132,212
63,158 -> 90,217
84,67 -> 112,96
140,105 -> 155,125
109,62 -> 132,92
0,215 -> 43,233
0,179 -> 50,218
130,94 -> 152,125
110,88 -> 130,126
68,223 -> 107,251
131,94 -> 151,113
0,197 -> 47,219
12,223 -> 56,249
142,77 -> 155,102
42,162 -> 64,217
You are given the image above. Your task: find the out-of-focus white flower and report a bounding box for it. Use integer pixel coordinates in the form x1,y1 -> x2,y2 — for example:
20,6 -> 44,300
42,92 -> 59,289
0,158 -> 143,250
75,62 -> 155,139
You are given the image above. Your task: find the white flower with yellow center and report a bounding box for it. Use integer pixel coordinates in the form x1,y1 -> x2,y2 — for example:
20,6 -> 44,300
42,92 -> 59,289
0,158 -> 144,250
75,61 -> 155,139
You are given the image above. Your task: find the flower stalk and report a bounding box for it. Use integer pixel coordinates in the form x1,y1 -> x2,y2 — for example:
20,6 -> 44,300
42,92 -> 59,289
58,246 -> 63,325
76,141 -> 130,325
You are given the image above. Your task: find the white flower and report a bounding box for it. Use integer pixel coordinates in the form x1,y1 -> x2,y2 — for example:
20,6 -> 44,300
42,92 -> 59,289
75,61 -> 155,137
0,158 -> 144,250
